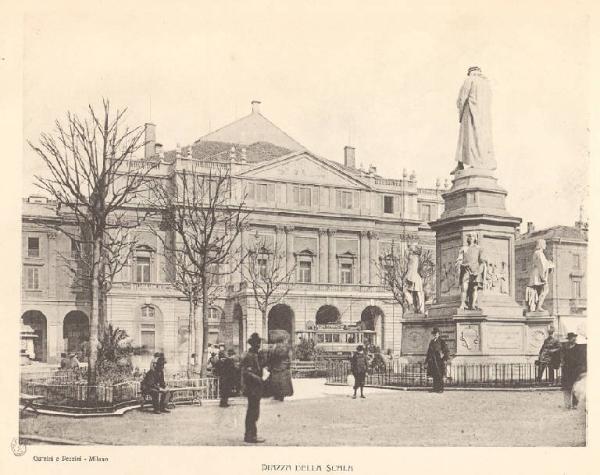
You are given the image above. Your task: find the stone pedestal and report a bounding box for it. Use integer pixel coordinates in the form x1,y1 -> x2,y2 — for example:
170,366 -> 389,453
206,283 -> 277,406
401,168 -> 553,363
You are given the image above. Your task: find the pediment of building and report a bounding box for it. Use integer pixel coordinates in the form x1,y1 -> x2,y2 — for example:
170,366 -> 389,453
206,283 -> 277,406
241,152 -> 369,189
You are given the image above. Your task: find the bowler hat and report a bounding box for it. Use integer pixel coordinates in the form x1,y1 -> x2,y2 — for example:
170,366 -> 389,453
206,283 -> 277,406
468,66 -> 481,74
356,345 -> 364,352
431,327 -> 440,335
247,332 -> 262,346
567,332 -> 577,339
227,349 -> 235,356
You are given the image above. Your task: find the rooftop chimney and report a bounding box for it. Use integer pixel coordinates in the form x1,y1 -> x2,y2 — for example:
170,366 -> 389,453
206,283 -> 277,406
251,100 -> 261,114
527,222 -> 535,234
144,123 -> 156,159
344,146 -> 356,168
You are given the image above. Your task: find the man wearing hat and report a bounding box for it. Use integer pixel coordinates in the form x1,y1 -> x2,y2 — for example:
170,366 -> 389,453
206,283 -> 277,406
350,345 -> 369,399
425,328 -> 449,393
241,333 -> 266,443
214,348 -> 236,407
537,326 -> 561,383
561,332 -> 586,409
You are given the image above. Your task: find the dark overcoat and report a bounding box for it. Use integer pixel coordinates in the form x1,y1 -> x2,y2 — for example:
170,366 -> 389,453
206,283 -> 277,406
241,349 -> 263,398
425,337 -> 449,378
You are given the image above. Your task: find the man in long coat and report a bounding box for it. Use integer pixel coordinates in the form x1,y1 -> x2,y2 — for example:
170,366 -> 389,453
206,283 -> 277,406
454,66 -> 496,172
241,333 -> 266,443
425,328 -> 450,393
214,350 -> 235,407
537,326 -> 561,383
561,332 -> 586,409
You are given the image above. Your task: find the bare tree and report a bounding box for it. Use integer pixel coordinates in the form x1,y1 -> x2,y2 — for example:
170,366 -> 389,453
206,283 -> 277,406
29,99 -> 158,385
151,163 -> 248,376
243,236 -> 296,338
376,240 -> 435,311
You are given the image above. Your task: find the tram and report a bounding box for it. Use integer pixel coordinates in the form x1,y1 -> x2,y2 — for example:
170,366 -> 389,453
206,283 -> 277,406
295,323 -> 377,358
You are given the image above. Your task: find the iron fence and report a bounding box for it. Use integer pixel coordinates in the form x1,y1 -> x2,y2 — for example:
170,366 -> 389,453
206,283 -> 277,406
326,360 -> 562,388
21,375 -> 219,410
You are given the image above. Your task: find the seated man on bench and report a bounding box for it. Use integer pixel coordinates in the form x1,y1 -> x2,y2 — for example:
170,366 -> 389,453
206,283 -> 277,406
141,353 -> 171,414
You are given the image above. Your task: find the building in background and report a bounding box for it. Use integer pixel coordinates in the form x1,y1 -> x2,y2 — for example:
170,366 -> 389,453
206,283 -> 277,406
515,218 -> 588,341
21,101 -> 444,369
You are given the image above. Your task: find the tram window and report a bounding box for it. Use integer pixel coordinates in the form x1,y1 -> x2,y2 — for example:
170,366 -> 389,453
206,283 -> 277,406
332,334 -> 340,343
317,334 -> 325,343
325,334 -> 333,343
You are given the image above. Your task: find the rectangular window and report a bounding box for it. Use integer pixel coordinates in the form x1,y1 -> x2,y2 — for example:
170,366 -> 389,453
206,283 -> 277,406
257,184 -> 268,202
71,239 -> 80,259
141,330 -> 155,352
317,334 -> 325,343
340,263 -> 353,284
337,190 -> 353,209
420,203 -> 433,222
28,237 -> 40,257
384,196 -> 394,214
298,261 -> 312,283
136,257 -> 151,283
257,258 -> 268,279
25,266 -> 40,290
573,254 -> 580,270
572,280 -> 582,298
292,186 -> 312,206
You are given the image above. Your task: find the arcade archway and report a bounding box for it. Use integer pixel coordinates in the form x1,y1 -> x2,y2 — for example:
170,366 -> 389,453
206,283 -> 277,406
267,304 -> 294,343
21,310 -> 47,362
361,306 -> 385,350
315,305 -> 341,325
63,311 -> 90,357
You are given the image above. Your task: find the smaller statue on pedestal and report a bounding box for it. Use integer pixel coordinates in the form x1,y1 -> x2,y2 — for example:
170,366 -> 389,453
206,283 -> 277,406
403,244 -> 425,313
456,233 -> 487,310
526,239 -> 554,312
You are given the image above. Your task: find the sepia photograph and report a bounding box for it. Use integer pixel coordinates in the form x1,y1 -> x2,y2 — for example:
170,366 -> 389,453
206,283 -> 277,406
2,0 -> 596,473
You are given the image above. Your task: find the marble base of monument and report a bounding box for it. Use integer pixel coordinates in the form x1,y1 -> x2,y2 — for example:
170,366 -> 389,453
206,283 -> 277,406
400,310 -> 554,364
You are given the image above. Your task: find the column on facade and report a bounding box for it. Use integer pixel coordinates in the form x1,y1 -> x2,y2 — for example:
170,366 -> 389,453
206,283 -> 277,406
368,231 -> 378,284
275,225 -> 284,281
328,229 -> 337,284
238,224 -> 247,282
359,231 -> 369,284
284,226 -> 295,279
318,228 -> 328,283
48,232 -> 57,298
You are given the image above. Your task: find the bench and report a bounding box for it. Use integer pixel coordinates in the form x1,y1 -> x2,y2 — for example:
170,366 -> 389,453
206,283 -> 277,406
20,394 -> 45,416
140,387 -> 204,411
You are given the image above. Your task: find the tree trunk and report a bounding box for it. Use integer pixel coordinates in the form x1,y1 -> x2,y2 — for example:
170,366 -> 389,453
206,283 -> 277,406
193,299 -> 202,377
88,236 -> 101,387
200,281 -> 210,377
187,296 -> 195,378
262,308 -> 268,341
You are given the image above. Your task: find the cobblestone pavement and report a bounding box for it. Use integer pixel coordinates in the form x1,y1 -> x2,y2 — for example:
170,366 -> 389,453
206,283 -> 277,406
20,380 -> 586,446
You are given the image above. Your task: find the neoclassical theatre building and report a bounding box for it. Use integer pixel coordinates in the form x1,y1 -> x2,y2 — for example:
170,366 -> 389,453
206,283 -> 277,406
21,101 -> 444,369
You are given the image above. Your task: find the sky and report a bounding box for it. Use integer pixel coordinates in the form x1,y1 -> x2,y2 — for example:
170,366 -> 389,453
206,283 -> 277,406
21,0 -> 590,230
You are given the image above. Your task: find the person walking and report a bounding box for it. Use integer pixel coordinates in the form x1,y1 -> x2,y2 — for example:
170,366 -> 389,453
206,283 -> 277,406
561,332 -> 586,409
241,333 -> 266,443
350,345 -> 369,399
537,326 -> 561,383
214,349 -> 235,407
267,331 -> 294,402
425,328 -> 449,393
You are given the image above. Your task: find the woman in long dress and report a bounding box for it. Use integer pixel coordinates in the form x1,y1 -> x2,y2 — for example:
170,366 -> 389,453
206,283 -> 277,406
267,330 -> 294,401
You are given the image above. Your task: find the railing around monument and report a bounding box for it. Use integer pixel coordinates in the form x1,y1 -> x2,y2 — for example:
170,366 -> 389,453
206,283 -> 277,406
325,360 -> 561,388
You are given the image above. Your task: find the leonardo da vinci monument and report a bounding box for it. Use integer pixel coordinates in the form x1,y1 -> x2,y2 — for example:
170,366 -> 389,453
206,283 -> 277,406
401,67 -> 553,363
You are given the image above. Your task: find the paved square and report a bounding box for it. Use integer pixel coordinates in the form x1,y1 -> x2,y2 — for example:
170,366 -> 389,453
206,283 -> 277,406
20,381 -> 585,446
